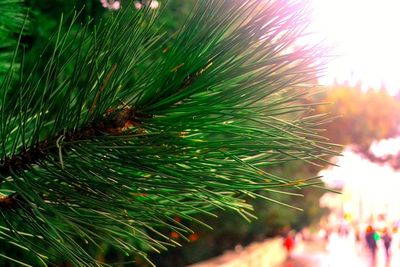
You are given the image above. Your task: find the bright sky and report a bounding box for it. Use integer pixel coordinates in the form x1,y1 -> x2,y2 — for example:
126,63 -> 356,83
311,0 -> 400,95
370,137 -> 400,157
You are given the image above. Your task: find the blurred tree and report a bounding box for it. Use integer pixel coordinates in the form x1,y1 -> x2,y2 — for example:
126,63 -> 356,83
315,86 -> 400,153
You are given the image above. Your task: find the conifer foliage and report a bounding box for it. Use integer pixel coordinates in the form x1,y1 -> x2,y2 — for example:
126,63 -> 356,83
0,0 -> 25,81
0,0 -> 335,265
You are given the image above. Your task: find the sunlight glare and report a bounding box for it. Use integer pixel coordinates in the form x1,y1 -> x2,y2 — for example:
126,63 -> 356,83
311,0 -> 400,95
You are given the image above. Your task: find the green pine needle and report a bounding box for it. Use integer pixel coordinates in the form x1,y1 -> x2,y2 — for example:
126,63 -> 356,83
0,0 -> 336,266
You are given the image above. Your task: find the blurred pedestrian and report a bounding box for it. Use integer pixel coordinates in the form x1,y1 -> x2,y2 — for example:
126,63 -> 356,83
382,227 -> 392,259
365,225 -> 377,265
283,231 -> 295,259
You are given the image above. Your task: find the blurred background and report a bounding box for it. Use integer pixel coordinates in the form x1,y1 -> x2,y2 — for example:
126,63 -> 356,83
9,0 -> 400,266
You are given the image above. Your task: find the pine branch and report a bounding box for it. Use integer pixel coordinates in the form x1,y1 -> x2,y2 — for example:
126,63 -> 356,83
0,1 -> 336,266
0,106 -> 151,184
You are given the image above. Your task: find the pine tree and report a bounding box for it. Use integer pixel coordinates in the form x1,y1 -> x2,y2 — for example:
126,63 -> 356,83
0,0 -> 336,266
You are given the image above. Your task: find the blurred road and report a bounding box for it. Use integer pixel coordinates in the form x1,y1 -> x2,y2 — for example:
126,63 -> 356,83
280,234 -> 400,267
189,232 -> 400,267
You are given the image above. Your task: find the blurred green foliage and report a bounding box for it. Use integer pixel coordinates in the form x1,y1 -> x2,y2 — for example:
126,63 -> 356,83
0,0 -> 26,81
22,0 -> 105,75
